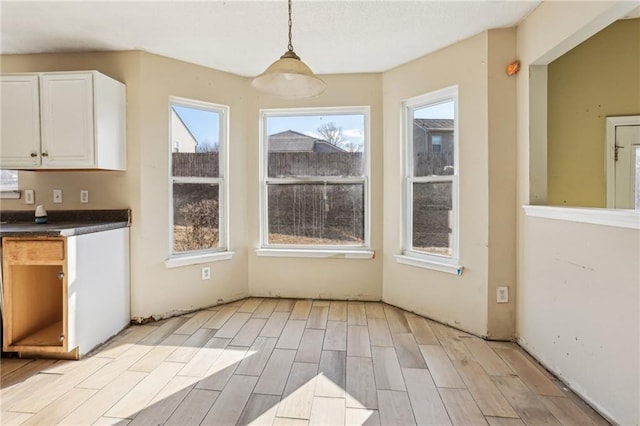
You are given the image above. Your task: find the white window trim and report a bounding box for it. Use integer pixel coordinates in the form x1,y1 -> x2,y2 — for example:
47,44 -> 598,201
0,190 -> 21,199
166,96 -> 231,266
259,106 -> 371,253
605,115 -> 640,208
523,205 -> 640,230
165,251 -> 235,268
256,248 -> 374,259
395,254 -> 464,275
399,86 -> 462,273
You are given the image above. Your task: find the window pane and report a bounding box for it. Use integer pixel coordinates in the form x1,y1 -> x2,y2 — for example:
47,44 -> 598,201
413,101 -> 454,177
0,170 -> 18,190
412,181 -> 452,256
267,183 -> 364,245
171,105 -> 219,177
266,114 -> 365,177
173,182 -> 219,252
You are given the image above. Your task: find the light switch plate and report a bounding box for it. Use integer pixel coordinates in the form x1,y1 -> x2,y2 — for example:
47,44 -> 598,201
53,189 -> 63,203
24,189 -> 35,204
497,286 -> 509,303
201,267 -> 211,280
80,190 -> 89,204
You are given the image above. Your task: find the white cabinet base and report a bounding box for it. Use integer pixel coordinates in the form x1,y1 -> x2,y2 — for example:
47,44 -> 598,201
1,228 -> 130,359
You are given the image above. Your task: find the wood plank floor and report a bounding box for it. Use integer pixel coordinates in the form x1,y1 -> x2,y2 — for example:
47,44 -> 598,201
0,298 -> 609,425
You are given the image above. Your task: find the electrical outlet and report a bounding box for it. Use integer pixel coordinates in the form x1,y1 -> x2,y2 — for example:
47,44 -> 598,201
53,189 -> 63,203
24,189 -> 35,205
201,266 -> 211,280
497,286 -> 509,303
80,190 -> 89,204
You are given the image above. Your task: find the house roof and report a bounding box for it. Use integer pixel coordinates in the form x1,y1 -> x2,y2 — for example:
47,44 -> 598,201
414,119 -> 454,131
268,130 -> 345,153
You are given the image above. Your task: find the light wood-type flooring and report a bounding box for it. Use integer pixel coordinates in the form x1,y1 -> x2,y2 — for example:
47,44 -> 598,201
1,298 -> 609,425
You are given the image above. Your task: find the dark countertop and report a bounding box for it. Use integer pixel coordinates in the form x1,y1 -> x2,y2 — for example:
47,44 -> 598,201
0,209 -> 131,237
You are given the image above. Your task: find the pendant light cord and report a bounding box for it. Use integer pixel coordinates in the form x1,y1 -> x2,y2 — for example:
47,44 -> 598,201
287,0 -> 294,52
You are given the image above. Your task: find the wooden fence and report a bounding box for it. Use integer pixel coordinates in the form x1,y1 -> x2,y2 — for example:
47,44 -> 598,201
172,151 -> 453,177
414,151 -> 454,176
173,151 -> 452,247
268,152 -> 364,177
172,152 -> 219,177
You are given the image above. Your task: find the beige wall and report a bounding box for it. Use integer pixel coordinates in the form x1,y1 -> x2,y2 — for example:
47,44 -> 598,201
132,53 -> 250,318
516,2 -> 640,424
246,73 -> 384,300
487,29 -> 517,339
519,215 -> 639,424
547,18 -> 640,207
381,30 -> 517,339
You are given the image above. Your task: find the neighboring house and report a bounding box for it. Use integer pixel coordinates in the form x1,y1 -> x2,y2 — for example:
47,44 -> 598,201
171,107 -> 198,153
413,118 -> 454,154
268,130 -> 345,153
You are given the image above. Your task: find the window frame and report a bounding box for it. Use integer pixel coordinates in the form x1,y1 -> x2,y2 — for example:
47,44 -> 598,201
167,96 -> 229,263
400,86 -> 461,271
0,170 -> 20,199
258,106 -> 371,253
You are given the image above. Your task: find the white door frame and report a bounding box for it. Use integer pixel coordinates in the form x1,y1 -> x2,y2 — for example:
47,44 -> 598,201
605,115 -> 640,208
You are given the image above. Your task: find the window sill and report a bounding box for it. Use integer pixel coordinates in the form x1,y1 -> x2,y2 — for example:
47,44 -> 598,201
0,190 -> 21,199
256,248 -> 375,259
523,205 -> 640,230
165,251 -> 235,268
395,254 -> 464,275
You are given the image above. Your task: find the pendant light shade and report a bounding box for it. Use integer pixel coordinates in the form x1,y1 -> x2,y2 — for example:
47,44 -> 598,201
251,0 -> 326,99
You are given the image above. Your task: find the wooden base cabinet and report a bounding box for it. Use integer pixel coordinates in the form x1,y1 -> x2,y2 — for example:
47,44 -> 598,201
2,228 -> 130,359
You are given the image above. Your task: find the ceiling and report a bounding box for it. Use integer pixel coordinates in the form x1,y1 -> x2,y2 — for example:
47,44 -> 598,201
0,1 -> 544,77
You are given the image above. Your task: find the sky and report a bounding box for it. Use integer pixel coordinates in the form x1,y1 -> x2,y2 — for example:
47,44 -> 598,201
173,105 -> 220,146
173,102 -> 452,150
414,100 -> 454,119
267,114 -> 365,149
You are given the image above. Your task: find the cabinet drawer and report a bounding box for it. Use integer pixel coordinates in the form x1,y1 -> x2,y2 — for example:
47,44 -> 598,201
3,240 -> 65,262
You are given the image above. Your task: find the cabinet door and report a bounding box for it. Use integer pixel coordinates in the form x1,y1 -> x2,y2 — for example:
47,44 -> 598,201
2,238 -> 68,354
0,75 -> 41,168
40,73 -> 95,168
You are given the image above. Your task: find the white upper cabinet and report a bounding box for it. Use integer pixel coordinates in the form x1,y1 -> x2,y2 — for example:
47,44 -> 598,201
0,75 -> 41,168
0,71 -> 126,170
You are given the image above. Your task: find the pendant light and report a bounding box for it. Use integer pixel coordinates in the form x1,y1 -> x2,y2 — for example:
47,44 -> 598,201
251,0 -> 326,99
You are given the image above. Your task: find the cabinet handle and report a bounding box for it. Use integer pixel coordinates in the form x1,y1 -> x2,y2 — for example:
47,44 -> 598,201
30,152 -> 38,158
58,334 -> 65,343
58,271 -> 64,280
42,152 -> 49,157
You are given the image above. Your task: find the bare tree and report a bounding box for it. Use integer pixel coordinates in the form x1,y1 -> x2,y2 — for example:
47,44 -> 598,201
196,139 -> 218,152
342,142 -> 363,153
317,122 -> 346,147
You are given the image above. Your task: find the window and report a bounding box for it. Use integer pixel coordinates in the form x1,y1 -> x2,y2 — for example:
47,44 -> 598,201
0,170 -> 19,199
169,97 -> 227,257
260,107 -> 370,252
401,87 -> 459,269
0,170 -> 18,190
431,135 -> 442,153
